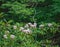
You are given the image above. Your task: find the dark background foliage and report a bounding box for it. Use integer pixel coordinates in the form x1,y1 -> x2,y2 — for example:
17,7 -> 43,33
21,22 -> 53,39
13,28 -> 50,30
0,0 -> 60,23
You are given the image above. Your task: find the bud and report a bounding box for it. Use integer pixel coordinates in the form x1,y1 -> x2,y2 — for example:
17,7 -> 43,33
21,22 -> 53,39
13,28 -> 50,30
24,24 -> 29,28
48,23 -> 52,27
28,23 -> 32,25
19,27 -> 24,31
13,25 -> 17,29
3,35 -> 8,39
22,29 -> 31,34
10,35 -> 15,39
39,24 -> 44,29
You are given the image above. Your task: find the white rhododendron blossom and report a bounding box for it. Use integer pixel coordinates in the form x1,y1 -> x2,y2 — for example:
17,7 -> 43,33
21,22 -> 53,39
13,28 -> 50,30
13,25 -> 17,29
24,24 -> 29,28
10,35 -> 15,39
34,23 -> 37,26
28,23 -> 32,25
48,23 -> 53,27
3,35 -> 8,39
34,22 -> 37,28
39,24 -> 44,28
30,24 -> 36,28
19,27 -> 24,31
28,23 -> 37,28
22,29 -> 31,34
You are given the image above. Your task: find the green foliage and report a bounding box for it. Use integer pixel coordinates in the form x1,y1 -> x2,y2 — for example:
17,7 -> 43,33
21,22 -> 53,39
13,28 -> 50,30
0,22 -> 60,47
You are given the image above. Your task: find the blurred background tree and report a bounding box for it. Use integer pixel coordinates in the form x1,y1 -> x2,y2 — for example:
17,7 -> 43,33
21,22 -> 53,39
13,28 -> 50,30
0,0 -> 60,23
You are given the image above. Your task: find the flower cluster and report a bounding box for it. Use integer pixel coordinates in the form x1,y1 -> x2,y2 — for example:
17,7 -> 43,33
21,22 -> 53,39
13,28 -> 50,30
3,30 -> 15,39
13,25 -> 17,29
28,22 -> 37,28
19,27 -> 31,34
3,22 -> 57,40
19,22 -> 37,34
